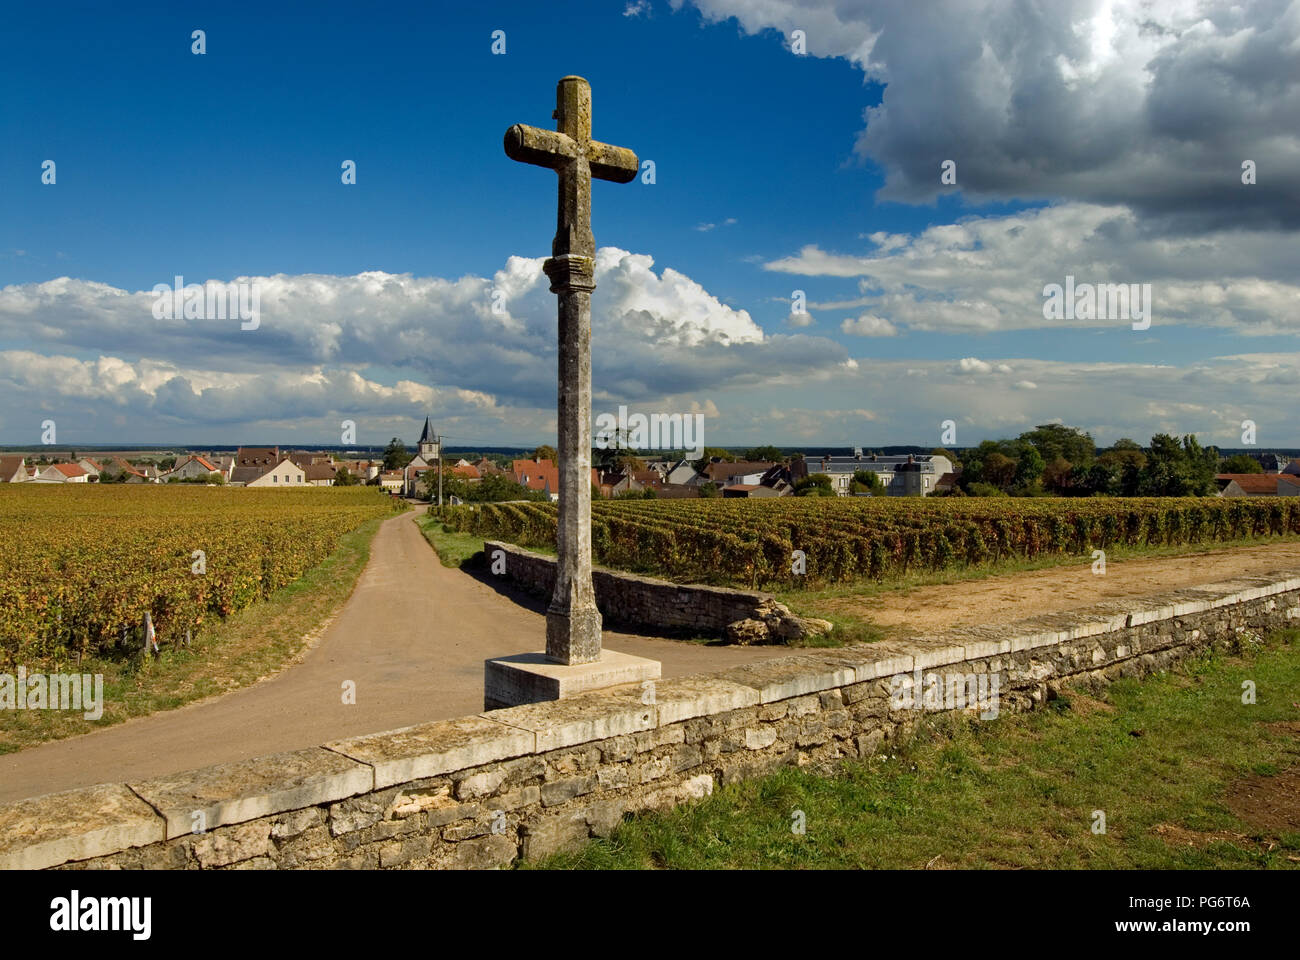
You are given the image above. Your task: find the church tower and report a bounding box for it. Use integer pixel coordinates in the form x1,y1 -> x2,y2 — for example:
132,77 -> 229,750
417,416 -> 438,460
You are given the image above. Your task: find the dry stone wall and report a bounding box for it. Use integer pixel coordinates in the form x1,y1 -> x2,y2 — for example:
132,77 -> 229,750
483,539 -> 827,643
2,571 -> 1298,870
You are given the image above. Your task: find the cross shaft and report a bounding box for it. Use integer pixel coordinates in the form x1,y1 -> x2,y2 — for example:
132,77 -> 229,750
504,76 -> 638,665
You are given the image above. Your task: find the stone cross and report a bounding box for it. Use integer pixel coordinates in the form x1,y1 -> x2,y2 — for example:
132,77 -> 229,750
504,76 -> 638,665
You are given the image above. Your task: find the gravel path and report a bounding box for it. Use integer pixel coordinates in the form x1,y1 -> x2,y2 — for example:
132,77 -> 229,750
0,511 -> 789,803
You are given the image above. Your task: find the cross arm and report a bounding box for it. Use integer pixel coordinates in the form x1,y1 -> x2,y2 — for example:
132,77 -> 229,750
587,140 -> 639,184
504,124 -> 577,169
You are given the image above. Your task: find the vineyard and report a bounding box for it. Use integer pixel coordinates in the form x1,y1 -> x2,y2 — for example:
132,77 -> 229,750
438,496 -> 1300,589
0,485 -> 401,666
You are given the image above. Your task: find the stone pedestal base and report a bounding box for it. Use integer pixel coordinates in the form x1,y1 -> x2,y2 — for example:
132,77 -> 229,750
484,649 -> 661,711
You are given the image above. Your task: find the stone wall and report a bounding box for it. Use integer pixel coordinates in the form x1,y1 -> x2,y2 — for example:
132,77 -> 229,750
483,539 -> 827,643
2,570 -> 1297,871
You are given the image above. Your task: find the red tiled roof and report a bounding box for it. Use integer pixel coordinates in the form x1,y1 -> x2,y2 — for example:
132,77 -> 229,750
1220,474 -> 1289,495
51,463 -> 87,478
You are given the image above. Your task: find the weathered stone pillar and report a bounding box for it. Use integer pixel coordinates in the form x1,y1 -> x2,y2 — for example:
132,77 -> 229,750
543,252 -> 602,664
488,75 -> 660,706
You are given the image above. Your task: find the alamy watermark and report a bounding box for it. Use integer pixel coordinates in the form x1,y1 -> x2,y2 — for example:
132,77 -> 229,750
594,405 -> 704,459
890,668 -> 1000,720
1042,275 -> 1151,330
1,666 -> 104,720
151,275 -> 262,330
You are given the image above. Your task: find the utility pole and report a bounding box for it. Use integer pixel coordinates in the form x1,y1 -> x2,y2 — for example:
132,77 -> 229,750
437,433 -> 443,507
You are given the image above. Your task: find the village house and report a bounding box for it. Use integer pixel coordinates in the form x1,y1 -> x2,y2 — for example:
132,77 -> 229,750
36,462 -> 89,483
511,456 -> 600,502
0,456 -> 27,483
473,457 -> 507,477
230,447 -> 287,486
1216,474 -> 1300,497
339,459 -> 380,482
379,470 -> 404,493
303,463 -> 338,486
161,455 -> 222,482
664,459 -> 704,485
242,456 -> 306,487
810,451 -> 955,497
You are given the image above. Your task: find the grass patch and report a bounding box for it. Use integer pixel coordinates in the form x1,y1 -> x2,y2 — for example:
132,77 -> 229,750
0,513 -> 393,754
417,514 -> 487,568
530,631 -> 1300,869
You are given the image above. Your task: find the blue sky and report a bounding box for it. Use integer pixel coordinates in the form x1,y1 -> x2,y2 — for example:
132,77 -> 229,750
1,0 -> 1297,448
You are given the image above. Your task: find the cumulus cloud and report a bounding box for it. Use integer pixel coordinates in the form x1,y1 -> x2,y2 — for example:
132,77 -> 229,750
678,0 -> 1300,231
0,250 -> 853,442
840,314 -> 898,337
766,202 -> 1300,334
705,350 -> 1300,448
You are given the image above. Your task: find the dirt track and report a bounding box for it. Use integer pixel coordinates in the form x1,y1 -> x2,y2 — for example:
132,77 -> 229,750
0,511 -> 789,804
826,542 -> 1300,636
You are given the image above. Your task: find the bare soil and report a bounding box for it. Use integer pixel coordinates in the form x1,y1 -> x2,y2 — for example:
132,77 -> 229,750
1223,768 -> 1300,836
824,543 -> 1300,637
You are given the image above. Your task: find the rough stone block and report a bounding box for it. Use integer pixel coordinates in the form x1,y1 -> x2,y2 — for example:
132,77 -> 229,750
131,747 -> 372,839
194,820 -> 273,868
904,639 -> 970,671
483,689 -> 655,751
0,783 -> 165,870
326,715 -> 534,789
449,834 -> 518,869
716,656 -> 855,703
521,811 -> 590,860
647,674 -> 760,725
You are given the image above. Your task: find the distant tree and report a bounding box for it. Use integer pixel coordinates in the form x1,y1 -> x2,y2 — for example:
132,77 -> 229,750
382,438 -> 412,471
1137,433 -> 1217,496
693,447 -> 736,472
532,445 -> 557,464
1011,441 -> 1046,493
794,473 -> 835,497
1098,446 -> 1147,472
1220,453 -> 1263,474
1042,457 -> 1073,494
448,473 -> 547,502
1019,424 -> 1095,466
698,481 -> 720,498
850,469 -> 884,495
1182,434 -> 1219,494
333,467 -> 359,486
982,452 -> 1017,490
743,445 -> 783,462
965,482 -> 1008,497
615,454 -> 646,473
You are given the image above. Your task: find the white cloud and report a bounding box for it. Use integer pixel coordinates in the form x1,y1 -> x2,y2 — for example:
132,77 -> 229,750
840,314 -> 898,337
0,249 -> 854,443
954,357 -> 1013,375
765,202 -> 1300,334
679,0 -> 1300,230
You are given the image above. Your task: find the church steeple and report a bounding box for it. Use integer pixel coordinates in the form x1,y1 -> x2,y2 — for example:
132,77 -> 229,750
418,416 -> 438,460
